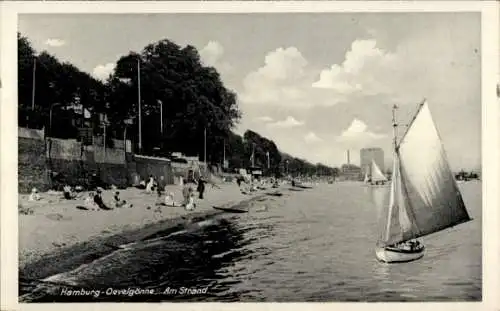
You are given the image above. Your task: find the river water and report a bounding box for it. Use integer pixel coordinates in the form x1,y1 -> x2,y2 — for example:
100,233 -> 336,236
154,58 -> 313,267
20,181 -> 481,302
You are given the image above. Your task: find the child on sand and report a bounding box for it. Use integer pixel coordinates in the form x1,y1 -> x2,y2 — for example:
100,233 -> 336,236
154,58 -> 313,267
113,191 -> 127,208
29,188 -> 40,201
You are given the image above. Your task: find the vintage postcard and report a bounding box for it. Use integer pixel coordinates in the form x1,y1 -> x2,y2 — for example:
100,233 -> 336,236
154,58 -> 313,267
0,1 -> 498,311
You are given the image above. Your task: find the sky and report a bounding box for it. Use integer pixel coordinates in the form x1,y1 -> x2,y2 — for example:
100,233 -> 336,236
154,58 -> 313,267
18,13 -> 481,171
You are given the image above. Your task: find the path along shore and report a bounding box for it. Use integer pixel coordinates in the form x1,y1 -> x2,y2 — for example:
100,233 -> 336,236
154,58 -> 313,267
19,181 -> 290,281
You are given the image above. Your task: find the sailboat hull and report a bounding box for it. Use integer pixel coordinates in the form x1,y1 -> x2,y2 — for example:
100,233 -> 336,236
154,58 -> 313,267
375,246 -> 425,263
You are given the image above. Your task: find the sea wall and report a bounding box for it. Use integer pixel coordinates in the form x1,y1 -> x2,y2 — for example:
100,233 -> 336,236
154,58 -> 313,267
18,127 -> 131,193
18,127 -> 211,192
130,155 -> 175,185
18,128 -> 49,193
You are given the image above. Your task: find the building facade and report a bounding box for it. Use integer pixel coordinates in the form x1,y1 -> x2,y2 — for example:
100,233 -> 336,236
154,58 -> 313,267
360,148 -> 385,176
340,164 -> 362,181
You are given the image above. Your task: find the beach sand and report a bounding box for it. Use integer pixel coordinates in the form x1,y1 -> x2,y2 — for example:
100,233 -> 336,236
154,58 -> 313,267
19,182 -> 283,281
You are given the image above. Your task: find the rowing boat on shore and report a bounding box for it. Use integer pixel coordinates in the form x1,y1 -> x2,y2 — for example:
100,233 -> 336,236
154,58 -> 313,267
212,206 -> 248,213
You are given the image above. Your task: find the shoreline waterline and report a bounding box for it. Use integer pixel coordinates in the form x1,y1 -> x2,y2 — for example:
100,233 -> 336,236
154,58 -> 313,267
18,183 -> 290,283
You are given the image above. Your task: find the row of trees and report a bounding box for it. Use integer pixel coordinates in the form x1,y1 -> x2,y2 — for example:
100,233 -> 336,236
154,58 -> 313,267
18,33 -> 338,177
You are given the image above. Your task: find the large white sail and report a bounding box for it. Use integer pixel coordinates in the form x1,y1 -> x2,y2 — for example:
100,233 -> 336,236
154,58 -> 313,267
380,153 -> 418,246
380,101 -> 471,246
371,160 -> 387,182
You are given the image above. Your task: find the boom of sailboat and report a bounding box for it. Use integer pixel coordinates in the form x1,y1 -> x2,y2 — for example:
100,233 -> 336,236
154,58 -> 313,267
375,100 -> 472,264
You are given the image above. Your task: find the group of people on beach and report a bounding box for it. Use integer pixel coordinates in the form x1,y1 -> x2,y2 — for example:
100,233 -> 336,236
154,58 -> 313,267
27,168 -> 219,213
133,169 -> 218,210
236,174 -> 280,194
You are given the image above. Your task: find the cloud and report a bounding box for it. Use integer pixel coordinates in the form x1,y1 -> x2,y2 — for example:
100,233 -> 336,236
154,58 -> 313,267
239,47 -> 317,109
45,38 -> 66,47
198,40 -> 233,83
256,116 -> 274,123
268,116 -> 304,128
312,39 -> 396,96
312,31 -> 479,106
199,41 -> 224,67
92,63 -> 116,81
239,46 -> 360,110
337,118 -> 386,142
304,132 -> 323,143
238,18 -> 479,169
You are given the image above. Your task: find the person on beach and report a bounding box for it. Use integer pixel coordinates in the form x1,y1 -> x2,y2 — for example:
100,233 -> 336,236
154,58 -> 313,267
164,192 -> 177,207
182,170 -> 197,209
94,188 -> 113,210
157,176 -> 166,198
146,175 -> 155,193
236,175 -> 244,187
85,192 -> 96,209
29,188 -> 40,201
63,185 -> 77,200
197,176 -> 206,199
136,179 -> 146,190
113,191 -> 127,208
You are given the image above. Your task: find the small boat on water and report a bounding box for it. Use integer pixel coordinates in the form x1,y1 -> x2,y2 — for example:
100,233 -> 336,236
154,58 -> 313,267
369,160 -> 388,186
375,101 -> 472,264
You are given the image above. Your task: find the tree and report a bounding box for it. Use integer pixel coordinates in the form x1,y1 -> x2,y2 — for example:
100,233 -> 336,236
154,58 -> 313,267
106,39 -> 241,161
18,34 -> 108,137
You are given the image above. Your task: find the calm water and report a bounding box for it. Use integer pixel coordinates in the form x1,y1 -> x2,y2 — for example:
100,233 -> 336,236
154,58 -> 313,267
20,181 -> 482,302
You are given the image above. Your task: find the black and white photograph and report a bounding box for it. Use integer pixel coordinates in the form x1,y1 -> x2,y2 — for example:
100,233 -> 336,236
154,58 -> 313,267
0,1 -> 499,309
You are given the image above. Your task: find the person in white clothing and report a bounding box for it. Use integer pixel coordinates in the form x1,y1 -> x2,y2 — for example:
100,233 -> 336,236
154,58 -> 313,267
145,175 -> 155,193
29,188 -> 40,201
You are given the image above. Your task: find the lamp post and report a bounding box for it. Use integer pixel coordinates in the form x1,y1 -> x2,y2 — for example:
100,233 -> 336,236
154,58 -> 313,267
223,140 -> 226,168
204,127 -> 207,164
31,55 -> 37,111
47,102 -> 61,173
137,58 -> 142,154
158,100 -> 163,136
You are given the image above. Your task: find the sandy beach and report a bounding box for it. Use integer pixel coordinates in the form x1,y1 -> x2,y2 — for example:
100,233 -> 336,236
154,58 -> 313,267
19,181 -> 284,281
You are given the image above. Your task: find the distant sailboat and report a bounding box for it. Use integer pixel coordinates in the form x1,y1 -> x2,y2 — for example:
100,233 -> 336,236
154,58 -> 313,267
370,160 -> 388,185
375,101 -> 471,263
363,171 -> 370,183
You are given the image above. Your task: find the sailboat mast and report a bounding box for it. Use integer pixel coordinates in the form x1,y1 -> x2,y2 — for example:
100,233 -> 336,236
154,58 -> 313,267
382,104 -> 400,245
392,104 -> 398,151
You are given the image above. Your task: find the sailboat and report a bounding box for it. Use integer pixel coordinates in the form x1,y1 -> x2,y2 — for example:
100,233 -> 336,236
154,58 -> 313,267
363,171 -> 370,183
370,160 -> 388,186
375,100 -> 471,263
